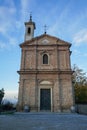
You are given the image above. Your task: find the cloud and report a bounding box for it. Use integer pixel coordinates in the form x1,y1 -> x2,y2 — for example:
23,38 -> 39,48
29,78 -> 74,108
20,0 -> 32,21
0,0 -> 32,50
72,49 -> 87,58
84,53 -> 87,57
9,37 -> 18,46
0,42 -> 7,49
72,29 -> 87,46
0,1 -> 21,49
73,49 -> 81,56
0,40 -> 17,50
0,1 -> 16,34
48,2 -> 71,37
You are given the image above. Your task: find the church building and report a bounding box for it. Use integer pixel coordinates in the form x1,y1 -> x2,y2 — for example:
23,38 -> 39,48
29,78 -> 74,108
17,15 -> 74,112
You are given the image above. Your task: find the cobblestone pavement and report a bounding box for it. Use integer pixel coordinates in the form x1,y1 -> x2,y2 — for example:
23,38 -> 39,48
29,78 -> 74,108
0,113 -> 87,130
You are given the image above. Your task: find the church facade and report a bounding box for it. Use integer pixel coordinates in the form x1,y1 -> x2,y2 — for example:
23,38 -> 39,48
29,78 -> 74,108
17,16 -> 74,112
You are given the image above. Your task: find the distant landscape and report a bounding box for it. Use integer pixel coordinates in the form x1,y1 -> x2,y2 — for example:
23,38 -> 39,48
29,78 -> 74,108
3,90 -> 18,104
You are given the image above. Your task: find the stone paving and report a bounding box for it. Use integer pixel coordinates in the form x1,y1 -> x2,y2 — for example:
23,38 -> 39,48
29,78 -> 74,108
0,112 -> 87,130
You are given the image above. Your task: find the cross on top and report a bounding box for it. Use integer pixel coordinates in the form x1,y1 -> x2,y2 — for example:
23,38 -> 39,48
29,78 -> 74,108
44,24 -> 48,34
29,12 -> 32,21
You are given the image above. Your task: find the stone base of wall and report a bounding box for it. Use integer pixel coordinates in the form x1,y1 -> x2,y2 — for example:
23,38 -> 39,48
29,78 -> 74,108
17,104 -> 73,113
75,104 -> 87,114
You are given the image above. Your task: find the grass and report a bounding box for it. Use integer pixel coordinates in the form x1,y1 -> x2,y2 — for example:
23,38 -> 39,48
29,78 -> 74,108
0,110 -> 15,115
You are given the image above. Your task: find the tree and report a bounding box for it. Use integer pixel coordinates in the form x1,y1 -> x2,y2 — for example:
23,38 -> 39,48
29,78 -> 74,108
72,64 -> 87,104
2,101 -> 14,111
72,64 -> 87,85
0,88 -> 4,105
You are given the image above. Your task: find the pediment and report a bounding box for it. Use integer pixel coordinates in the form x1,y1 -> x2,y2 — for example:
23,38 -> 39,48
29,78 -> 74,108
37,34 -> 58,45
41,39 -> 50,44
20,34 -> 71,47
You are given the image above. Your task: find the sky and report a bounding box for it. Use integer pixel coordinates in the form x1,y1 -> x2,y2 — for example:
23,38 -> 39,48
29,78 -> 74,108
0,0 -> 87,102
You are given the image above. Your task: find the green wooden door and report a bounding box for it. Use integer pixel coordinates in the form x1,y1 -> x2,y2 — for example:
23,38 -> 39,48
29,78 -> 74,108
40,89 -> 51,111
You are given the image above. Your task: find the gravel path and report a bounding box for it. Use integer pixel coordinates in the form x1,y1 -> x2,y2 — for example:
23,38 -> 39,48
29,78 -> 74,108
0,113 -> 87,130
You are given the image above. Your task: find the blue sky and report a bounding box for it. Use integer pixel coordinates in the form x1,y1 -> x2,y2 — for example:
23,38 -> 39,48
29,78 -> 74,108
0,0 -> 87,101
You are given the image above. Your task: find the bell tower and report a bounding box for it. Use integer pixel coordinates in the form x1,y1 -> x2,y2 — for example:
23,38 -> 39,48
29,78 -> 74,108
24,14 -> 36,41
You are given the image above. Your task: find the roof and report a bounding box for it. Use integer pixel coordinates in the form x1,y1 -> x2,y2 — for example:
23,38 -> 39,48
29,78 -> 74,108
20,33 -> 71,47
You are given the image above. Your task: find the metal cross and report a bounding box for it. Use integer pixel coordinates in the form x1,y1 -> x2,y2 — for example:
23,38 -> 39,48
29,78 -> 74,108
44,24 -> 47,34
29,12 -> 32,21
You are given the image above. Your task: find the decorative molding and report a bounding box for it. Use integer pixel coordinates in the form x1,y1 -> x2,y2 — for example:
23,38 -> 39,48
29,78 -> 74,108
40,81 -> 52,85
41,39 -> 49,44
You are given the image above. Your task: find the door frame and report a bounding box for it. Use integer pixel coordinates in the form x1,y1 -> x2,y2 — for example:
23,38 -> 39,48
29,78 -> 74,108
38,87 -> 52,112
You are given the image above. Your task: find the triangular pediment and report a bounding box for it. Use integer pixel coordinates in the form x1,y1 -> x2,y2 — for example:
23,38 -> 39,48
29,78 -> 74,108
37,34 -> 58,45
20,34 -> 71,47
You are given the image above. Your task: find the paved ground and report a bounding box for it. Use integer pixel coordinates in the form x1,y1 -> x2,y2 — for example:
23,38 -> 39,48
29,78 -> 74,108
0,112 -> 87,130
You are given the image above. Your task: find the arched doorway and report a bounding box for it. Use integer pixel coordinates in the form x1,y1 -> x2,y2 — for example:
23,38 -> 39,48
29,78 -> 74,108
38,81 -> 53,111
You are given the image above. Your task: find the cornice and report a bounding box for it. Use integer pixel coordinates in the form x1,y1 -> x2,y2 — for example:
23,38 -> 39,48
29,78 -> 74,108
17,69 -> 73,75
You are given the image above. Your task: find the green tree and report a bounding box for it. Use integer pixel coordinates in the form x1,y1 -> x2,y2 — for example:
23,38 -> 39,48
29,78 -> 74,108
72,64 -> 87,104
0,88 -> 4,105
0,88 -> 4,113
